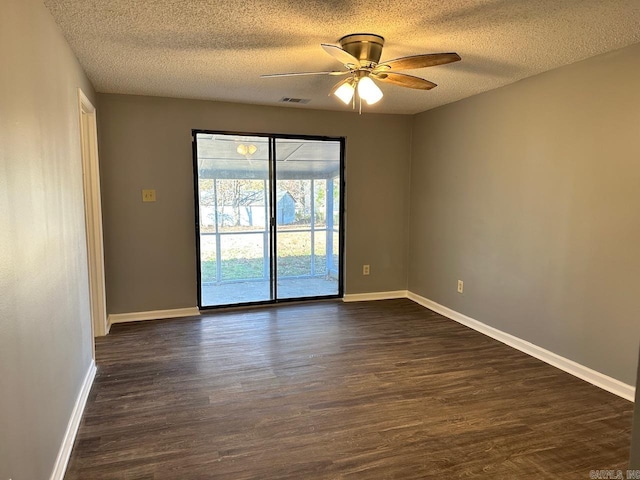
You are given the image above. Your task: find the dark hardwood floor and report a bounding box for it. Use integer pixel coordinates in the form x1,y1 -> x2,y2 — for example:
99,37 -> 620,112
65,299 -> 633,479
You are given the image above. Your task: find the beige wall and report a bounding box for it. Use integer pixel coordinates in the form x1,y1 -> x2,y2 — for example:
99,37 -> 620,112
0,0 -> 96,478
409,43 -> 640,385
97,94 -> 411,313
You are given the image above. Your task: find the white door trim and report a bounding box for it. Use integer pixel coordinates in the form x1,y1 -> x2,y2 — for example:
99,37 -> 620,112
78,89 -> 108,338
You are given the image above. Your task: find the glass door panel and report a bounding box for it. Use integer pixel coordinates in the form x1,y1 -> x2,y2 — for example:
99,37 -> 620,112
274,138 -> 341,300
196,133 -> 271,306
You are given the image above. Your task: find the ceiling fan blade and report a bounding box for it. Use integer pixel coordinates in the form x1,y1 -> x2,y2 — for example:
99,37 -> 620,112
321,44 -> 360,68
375,53 -> 461,72
260,71 -> 350,78
372,72 -> 437,90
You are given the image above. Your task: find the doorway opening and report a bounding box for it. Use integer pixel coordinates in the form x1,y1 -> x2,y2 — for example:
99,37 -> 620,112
193,131 -> 344,308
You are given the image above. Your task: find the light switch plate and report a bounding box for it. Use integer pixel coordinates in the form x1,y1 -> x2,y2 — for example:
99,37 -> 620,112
142,189 -> 156,202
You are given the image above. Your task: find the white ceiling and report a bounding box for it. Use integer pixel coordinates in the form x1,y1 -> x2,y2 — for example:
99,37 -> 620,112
44,0 -> 640,115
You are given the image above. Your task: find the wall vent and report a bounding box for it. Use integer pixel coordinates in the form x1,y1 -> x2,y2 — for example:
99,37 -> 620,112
279,97 -> 311,104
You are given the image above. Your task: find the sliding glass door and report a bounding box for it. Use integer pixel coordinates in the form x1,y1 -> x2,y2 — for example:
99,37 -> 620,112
275,138 -> 341,300
195,134 -> 272,306
194,131 -> 343,308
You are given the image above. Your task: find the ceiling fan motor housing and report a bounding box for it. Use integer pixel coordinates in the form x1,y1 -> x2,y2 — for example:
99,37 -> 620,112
339,33 -> 385,66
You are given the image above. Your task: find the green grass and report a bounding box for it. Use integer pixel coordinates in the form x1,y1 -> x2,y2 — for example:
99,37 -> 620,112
200,230 -> 338,283
201,255 -> 328,282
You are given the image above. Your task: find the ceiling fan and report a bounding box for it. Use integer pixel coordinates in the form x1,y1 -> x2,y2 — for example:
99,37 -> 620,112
261,33 -> 461,110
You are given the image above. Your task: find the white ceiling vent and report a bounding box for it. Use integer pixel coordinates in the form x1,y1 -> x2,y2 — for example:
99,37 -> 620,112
279,97 -> 311,104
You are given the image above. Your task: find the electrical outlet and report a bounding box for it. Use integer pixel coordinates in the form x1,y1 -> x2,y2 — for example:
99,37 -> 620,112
363,264 -> 370,275
142,189 -> 156,202
457,280 -> 464,294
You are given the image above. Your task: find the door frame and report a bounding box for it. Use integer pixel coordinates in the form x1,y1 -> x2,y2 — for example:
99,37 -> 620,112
192,129 -> 346,309
78,89 -> 108,340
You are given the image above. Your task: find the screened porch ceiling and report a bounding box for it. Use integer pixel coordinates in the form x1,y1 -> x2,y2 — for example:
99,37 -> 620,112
196,134 -> 341,180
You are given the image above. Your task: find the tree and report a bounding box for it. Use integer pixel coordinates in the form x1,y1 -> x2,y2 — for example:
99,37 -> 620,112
216,179 -> 264,227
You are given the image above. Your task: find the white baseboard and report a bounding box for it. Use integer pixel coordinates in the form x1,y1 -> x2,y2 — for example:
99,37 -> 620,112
108,307 -> 200,327
343,290 -> 408,302
50,360 -> 96,480
407,292 -> 635,402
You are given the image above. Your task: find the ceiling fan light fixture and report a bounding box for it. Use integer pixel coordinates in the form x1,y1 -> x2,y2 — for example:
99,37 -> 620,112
357,75 -> 383,105
237,144 -> 257,156
334,80 -> 356,104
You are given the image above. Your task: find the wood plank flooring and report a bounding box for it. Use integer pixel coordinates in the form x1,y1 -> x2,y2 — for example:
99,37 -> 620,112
65,299 -> 633,479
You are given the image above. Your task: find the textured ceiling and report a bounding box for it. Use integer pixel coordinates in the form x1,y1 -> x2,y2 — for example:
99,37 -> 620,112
44,0 -> 640,114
